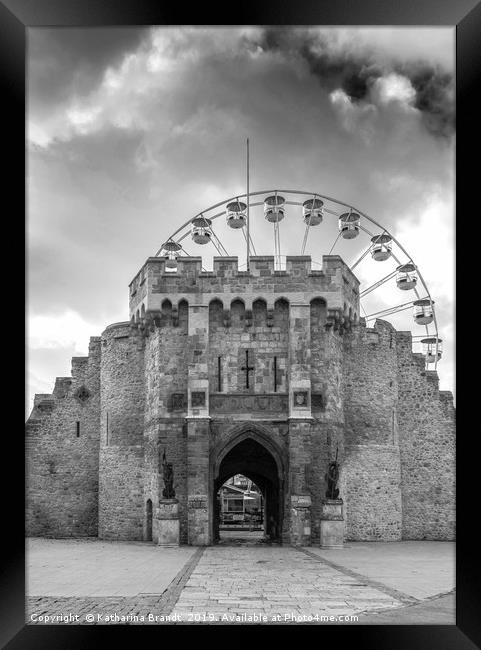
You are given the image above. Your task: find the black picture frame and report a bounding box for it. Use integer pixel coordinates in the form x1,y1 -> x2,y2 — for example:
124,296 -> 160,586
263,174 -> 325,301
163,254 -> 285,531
4,0 -> 477,647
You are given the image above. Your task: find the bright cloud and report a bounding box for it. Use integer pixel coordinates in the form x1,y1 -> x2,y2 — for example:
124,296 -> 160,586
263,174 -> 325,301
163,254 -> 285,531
329,89 -> 378,142
28,310 -> 104,354
373,73 -> 416,105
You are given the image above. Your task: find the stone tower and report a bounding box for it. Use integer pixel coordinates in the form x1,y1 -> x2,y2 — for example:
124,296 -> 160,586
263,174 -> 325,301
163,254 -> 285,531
26,255 -> 455,544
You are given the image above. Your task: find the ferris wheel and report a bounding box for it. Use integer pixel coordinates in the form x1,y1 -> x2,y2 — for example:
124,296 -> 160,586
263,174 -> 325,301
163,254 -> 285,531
155,188 -> 442,370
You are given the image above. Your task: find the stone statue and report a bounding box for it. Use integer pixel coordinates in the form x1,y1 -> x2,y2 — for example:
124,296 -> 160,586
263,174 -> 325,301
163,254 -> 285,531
325,447 -> 340,499
161,448 -> 176,499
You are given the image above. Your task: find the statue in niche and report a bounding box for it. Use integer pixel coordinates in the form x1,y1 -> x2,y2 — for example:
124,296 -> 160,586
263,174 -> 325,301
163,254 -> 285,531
325,446 -> 340,499
161,448 -> 176,499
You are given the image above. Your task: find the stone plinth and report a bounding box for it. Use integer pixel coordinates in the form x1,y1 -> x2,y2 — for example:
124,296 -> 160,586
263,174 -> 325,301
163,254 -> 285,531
291,495 -> 312,546
187,494 -> 209,546
155,499 -> 180,547
320,499 -> 344,549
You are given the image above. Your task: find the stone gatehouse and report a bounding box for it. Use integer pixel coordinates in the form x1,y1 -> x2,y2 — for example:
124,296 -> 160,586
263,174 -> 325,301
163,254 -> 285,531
26,254 -> 455,545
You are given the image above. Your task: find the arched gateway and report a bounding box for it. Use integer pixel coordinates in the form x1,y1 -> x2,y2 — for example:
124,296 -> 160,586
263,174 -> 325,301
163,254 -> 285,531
211,428 -> 286,543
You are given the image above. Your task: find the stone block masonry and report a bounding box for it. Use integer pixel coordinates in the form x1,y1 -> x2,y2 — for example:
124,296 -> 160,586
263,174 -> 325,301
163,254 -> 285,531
26,255 -> 455,544
396,333 -> 455,540
98,446 -> 144,540
343,445 -> 402,541
26,338 -> 101,537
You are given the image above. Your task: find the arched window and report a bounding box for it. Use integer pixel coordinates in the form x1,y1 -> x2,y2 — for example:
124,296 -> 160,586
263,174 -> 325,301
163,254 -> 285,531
178,299 -> 189,331
253,299 -> 267,327
231,299 -> 245,327
273,298 -> 289,328
209,299 -> 224,329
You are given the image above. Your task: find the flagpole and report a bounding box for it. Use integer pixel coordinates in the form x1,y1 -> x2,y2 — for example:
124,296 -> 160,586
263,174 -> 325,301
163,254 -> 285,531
246,138 -> 250,272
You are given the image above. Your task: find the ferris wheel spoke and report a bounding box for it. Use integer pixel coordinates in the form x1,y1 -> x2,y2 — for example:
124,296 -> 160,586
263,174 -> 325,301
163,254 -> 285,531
328,231 -> 342,255
273,221 -> 281,270
389,250 -> 403,266
300,223 -> 310,255
210,239 -> 223,256
210,237 -> 226,256
323,207 -> 342,218
360,269 -> 398,298
411,284 -> 422,301
242,228 -> 250,255
350,245 -> 373,270
358,223 -> 376,238
364,301 -> 415,320
209,228 -> 229,256
360,301 -> 369,321
249,232 -> 257,256
242,228 -> 257,257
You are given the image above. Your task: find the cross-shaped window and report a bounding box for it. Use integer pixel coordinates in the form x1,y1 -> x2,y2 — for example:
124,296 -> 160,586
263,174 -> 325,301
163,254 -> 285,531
241,350 -> 255,390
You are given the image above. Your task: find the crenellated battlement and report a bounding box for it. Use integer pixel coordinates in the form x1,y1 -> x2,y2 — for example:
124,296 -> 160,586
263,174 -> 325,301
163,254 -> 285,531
129,254 -> 360,282
129,254 -> 360,324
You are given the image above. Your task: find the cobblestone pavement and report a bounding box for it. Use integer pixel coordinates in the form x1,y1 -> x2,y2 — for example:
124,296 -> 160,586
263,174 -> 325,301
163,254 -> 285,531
168,546 -> 411,623
27,540 -> 455,625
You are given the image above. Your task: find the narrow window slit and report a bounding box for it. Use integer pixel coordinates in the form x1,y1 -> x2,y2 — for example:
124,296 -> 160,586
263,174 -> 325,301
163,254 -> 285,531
217,356 -> 222,392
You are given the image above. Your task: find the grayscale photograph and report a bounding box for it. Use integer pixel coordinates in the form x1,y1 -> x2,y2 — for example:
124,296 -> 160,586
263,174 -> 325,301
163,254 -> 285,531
26,25 -> 455,626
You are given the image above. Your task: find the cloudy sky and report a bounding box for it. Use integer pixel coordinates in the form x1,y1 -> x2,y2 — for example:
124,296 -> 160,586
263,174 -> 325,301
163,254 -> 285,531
27,26 -> 455,415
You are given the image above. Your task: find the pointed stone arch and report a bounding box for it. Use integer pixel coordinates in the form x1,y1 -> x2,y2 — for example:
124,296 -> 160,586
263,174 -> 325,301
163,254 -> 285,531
213,422 -> 286,480
210,423 -> 287,543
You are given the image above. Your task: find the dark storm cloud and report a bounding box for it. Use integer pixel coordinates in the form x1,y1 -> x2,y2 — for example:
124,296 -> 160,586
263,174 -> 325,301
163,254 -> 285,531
405,66 -> 455,138
253,28 -> 454,138
28,27 -> 150,111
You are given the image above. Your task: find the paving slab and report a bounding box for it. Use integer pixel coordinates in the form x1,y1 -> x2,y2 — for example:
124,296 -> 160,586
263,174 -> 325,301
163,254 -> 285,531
357,593 -> 456,625
27,538 -> 196,597
306,541 -> 455,599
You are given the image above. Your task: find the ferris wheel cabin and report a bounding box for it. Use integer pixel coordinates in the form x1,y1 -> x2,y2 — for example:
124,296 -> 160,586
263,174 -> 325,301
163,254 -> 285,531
421,337 -> 443,363
161,240 -> 182,269
339,211 -> 360,239
226,200 -> 247,229
191,216 -> 212,244
413,299 -> 434,325
396,263 -> 418,290
264,195 -> 286,223
371,234 -> 392,261
302,198 -> 324,226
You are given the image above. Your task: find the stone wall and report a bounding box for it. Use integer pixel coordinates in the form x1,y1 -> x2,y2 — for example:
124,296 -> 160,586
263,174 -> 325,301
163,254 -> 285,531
342,444 -> 403,540
25,337 -> 101,537
100,323 -> 145,447
98,445 -> 144,540
98,323 -> 146,539
308,296 -> 346,543
343,319 -> 399,446
396,332 -> 455,540
143,303 -> 189,542
341,319 -> 402,540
